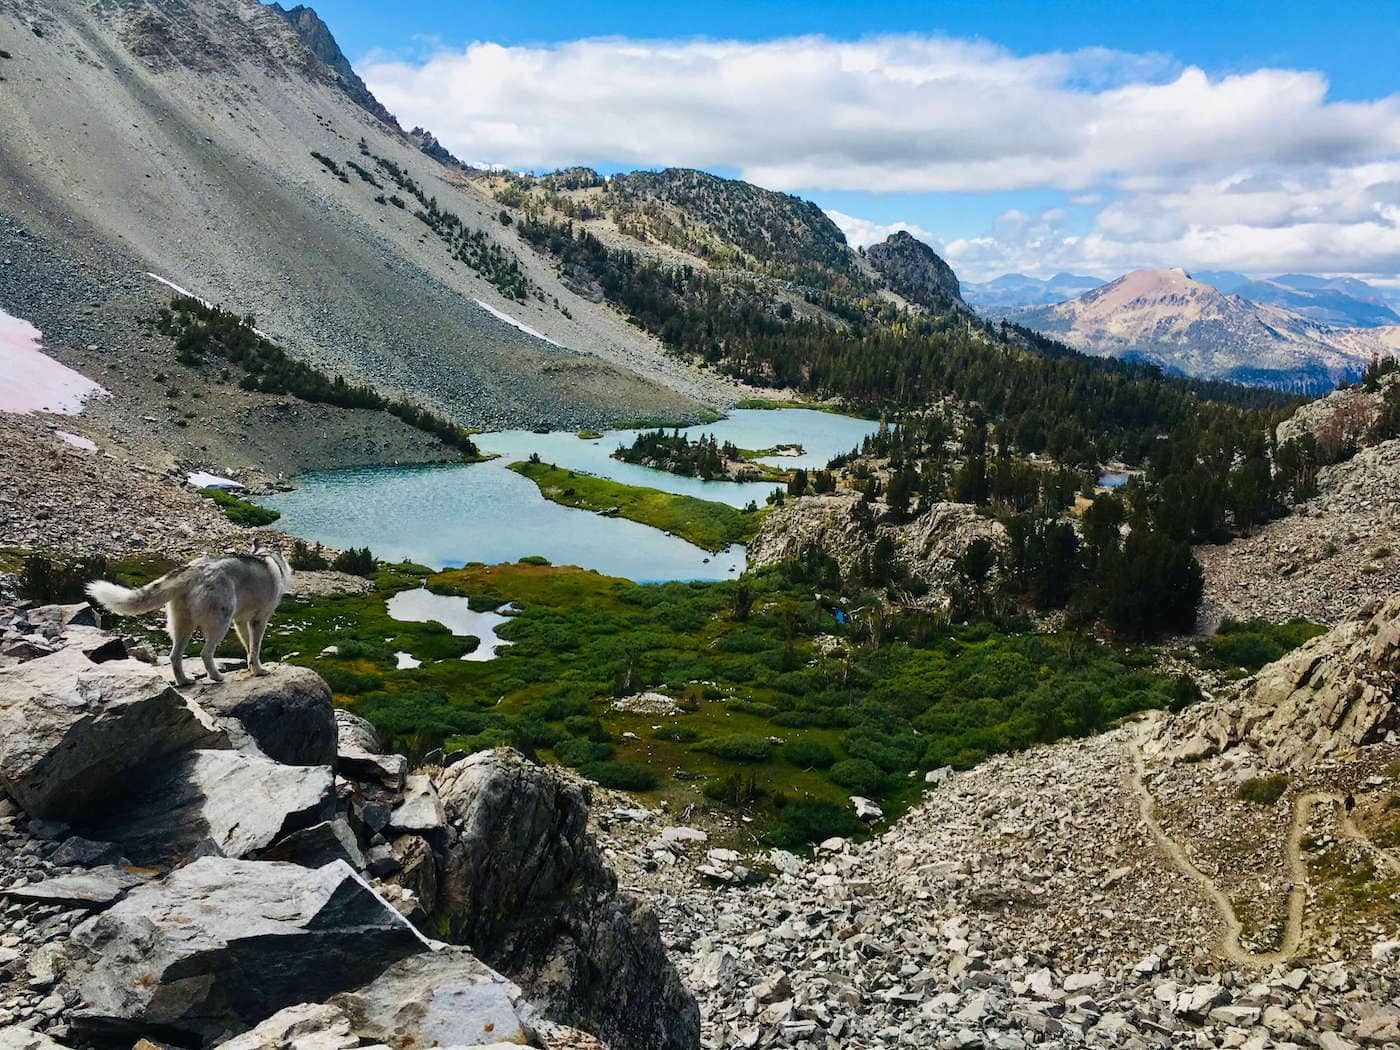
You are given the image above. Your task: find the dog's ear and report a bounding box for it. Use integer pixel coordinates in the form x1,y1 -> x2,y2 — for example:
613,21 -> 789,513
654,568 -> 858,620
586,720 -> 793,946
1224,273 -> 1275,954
251,537 -> 262,554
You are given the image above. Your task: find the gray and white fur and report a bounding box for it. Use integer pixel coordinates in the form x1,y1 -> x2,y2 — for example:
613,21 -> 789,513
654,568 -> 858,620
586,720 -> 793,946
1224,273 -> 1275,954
86,543 -> 292,686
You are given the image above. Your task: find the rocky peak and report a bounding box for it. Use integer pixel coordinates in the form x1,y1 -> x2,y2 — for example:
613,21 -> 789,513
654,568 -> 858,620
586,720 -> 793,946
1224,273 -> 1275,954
865,230 -> 966,312
269,3 -> 400,129
407,126 -> 468,169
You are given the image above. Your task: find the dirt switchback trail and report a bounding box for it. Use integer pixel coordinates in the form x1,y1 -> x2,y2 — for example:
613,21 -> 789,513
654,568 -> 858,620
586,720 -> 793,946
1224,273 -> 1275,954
1127,723 -> 1397,966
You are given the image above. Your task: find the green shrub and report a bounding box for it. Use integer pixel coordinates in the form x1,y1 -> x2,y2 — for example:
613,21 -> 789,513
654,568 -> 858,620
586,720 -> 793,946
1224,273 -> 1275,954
654,725 -> 702,743
290,540 -> 329,571
200,487 -> 280,527
828,758 -> 885,795
519,555 -> 551,566
782,740 -> 835,769
564,715 -> 609,739
18,553 -> 109,603
318,666 -> 384,695
1201,618 -> 1327,676
766,798 -> 862,848
331,547 -> 376,577
580,760 -> 659,791
554,738 -> 614,766
702,772 -> 767,805
694,734 -> 774,763
1236,775 -> 1289,805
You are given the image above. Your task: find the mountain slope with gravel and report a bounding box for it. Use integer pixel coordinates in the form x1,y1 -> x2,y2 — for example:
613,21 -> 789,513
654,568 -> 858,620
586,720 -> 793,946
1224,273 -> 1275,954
0,0 -> 722,441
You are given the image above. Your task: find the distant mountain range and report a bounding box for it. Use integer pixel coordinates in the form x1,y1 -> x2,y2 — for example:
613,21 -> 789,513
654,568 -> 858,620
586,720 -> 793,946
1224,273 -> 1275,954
971,268 -> 1400,330
961,273 -> 1102,313
1191,272 -> 1400,328
1012,268 -> 1400,393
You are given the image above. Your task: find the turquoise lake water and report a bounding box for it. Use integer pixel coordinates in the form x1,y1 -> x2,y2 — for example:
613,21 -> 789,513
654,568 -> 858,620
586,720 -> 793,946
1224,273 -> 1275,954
261,408 -> 878,582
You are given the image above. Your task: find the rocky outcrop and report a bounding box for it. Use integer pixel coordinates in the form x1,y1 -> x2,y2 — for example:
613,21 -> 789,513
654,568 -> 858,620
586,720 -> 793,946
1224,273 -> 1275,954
62,858 -> 429,1046
1275,371 -> 1399,459
865,230 -> 965,312
0,648 -> 226,820
1150,592 -> 1400,767
190,666 -> 336,766
749,492 -> 1007,609
434,749 -> 700,1050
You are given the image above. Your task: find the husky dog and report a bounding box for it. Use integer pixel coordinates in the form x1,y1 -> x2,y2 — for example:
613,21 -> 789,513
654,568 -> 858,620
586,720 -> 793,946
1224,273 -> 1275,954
86,542 -> 292,687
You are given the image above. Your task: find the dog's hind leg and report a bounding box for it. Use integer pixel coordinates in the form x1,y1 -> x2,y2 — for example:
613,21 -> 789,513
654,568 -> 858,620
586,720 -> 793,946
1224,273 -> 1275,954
168,602 -> 195,688
233,620 -> 252,662
248,617 -> 270,676
200,612 -> 233,684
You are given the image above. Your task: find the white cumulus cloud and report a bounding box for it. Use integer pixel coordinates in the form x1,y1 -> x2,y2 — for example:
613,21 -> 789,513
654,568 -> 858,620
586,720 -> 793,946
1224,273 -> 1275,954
361,34 -> 1400,279
825,210 -> 939,249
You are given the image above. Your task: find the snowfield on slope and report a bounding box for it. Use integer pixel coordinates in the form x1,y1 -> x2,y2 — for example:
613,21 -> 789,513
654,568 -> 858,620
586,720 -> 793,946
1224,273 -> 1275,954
0,306 -> 108,414
473,299 -> 563,347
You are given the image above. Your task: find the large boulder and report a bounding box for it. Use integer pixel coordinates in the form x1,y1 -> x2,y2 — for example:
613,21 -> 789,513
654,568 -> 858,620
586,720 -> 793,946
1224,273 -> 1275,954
190,666 -> 336,766
328,947 -> 532,1047
62,858 -> 430,1046
0,648 -> 226,820
432,749 -> 699,1050
262,818 -> 367,871
90,750 -> 335,867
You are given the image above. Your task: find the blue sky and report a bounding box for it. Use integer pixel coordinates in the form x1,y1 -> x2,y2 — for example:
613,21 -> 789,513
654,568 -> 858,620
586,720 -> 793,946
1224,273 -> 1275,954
305,0 -> 1400,282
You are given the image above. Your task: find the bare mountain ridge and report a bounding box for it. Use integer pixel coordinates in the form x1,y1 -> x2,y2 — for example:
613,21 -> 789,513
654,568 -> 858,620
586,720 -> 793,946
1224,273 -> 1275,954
1015,268 -> 1400,393
489,165 -> 967,319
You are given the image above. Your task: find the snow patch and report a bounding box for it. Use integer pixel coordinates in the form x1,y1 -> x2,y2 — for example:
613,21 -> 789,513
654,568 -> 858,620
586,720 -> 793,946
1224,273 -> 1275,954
394,651 -> 422,670
473,299 -> 562,347
0,306 -> 108,415
146,272 -> 202,302
56,431 -> 97,451
188,471 -> 244,490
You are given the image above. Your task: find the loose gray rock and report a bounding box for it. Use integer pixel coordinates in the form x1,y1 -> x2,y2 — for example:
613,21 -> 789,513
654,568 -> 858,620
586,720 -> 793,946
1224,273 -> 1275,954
333,709 -> 380,755
388,774 -> 444,833
328,947 -> 530,1047
0,1029 -> 70,1050
1,866 -> 147,909
212,1002 -> 359,1050
261,818 -> 367,871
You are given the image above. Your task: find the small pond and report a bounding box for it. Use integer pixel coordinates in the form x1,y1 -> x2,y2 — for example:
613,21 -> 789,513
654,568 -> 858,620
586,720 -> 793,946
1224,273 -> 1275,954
386,587 -> 514,662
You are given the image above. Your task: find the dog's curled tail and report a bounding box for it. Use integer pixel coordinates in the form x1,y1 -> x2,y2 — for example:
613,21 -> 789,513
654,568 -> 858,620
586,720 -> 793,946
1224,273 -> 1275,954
86,570 -> 185,616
